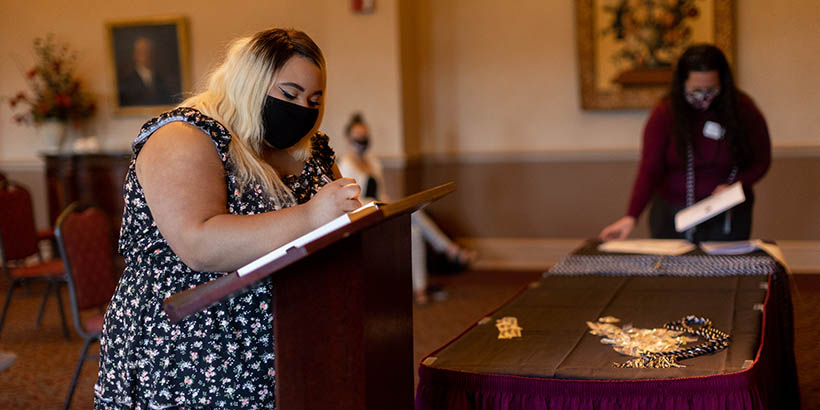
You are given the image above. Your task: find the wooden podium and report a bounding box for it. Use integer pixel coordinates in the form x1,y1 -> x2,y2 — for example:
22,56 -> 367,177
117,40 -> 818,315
163,182 -> 455,410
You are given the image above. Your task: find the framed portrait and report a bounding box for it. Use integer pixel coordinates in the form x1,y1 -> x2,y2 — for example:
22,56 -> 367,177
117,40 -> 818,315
577,0 -> 735,110
106,16 -> 190,115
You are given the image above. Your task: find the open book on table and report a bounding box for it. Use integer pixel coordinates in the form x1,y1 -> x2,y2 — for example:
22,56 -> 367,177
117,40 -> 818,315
237,201 -> 382,277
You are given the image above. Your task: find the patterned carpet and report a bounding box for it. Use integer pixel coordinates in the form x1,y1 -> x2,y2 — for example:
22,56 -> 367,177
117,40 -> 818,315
0,271 -> 816,409
0,279 -> 99,409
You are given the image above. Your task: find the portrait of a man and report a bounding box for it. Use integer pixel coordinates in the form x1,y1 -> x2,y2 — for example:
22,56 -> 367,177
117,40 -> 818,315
108,18 -> 189,113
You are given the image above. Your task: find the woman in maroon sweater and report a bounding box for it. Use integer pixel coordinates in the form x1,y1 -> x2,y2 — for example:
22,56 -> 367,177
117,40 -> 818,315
600,44 -> 771,242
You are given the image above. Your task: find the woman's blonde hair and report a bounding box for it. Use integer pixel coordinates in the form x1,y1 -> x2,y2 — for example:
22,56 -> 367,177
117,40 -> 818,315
181,28 -> 325,208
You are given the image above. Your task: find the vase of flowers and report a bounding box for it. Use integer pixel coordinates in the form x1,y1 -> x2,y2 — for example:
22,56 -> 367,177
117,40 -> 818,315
8,34 -> 96,152
37,119 -> 69,151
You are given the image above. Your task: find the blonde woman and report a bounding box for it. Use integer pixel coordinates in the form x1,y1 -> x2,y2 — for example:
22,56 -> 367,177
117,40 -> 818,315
95,28 -> 360,409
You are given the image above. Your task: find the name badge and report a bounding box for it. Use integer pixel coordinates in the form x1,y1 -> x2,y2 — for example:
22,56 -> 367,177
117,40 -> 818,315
703,121 -> 725,140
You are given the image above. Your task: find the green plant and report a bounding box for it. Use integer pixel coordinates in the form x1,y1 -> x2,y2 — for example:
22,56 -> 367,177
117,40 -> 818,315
8,34 -> 96,125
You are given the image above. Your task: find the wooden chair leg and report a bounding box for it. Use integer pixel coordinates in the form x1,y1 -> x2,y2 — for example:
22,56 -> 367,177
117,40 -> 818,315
63,337 -> 95,410
0,280 -> 20,339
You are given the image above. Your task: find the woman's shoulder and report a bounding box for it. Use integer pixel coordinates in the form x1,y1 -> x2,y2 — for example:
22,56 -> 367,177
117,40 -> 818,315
651,97 -> 674,117
734,91 -> 768,129
139,107 -> 229,137
735,91 -> 764,114
643,97 -> 674,132
133,107 -> 233,156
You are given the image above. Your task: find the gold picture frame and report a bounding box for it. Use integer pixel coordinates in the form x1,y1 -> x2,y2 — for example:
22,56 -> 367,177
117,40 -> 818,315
106,16 -> 190,115
577,0 -> 735,110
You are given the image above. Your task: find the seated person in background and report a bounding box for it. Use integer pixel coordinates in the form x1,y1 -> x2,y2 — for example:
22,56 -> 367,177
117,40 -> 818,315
338,113 -> 476,305
599,44 -> 771,243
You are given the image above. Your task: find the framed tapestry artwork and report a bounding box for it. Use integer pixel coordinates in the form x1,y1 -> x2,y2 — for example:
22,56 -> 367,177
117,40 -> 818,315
106,16 -> 190,115
577,0 -> 735,110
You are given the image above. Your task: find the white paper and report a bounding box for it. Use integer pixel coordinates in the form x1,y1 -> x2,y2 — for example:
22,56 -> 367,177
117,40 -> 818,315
598,239 -> 696,255
237,201 -> 379,277
675,182 -> 745,232
700,239 -> 791,272
700,241 -> 759,255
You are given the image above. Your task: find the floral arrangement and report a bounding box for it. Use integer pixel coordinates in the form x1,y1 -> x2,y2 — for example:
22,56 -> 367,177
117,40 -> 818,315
602,0 -> 702,69
8,34 -> 96,125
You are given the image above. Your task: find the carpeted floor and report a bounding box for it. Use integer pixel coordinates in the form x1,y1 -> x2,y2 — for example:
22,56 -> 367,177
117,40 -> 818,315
0,279 -> 100,409
0,271 -> 817,409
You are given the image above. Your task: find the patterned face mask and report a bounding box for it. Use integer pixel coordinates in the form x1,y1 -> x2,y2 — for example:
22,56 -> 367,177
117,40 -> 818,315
685,88 -> 720,111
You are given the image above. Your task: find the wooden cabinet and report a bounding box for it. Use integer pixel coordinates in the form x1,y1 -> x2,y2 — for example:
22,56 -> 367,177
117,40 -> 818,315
43,152 -> 132,236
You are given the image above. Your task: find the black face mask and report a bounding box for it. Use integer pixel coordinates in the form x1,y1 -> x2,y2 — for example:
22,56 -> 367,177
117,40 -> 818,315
351,137 -> 370,154
261,95 -> 319,149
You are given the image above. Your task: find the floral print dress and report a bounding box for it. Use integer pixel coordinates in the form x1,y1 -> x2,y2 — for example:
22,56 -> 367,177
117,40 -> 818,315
95,107 -> 336,409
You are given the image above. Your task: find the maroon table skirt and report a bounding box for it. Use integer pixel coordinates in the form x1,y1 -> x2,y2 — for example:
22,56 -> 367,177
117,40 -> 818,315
416,264 -> 799,409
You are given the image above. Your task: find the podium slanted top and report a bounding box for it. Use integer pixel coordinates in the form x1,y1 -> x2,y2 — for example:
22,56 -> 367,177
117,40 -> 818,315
162,182 -> 455,323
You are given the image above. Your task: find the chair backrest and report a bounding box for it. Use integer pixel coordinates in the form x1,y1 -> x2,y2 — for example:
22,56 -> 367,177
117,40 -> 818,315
55,204 -> 118,311
0,182 -> 40,266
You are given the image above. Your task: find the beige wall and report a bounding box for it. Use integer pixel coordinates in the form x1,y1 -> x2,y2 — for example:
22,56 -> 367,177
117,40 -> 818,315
2,0 -> 819,238
4,1 -> 819,162
401,0 -> 820,155
736,0 -> 820,148
0,0 -> 404,163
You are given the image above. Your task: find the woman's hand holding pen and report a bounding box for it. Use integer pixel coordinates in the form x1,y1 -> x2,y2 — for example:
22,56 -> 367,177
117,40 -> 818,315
307,177 -> 362,227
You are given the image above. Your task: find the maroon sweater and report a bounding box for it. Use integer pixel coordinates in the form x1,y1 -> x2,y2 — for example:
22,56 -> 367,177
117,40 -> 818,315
626,93 -> 771,219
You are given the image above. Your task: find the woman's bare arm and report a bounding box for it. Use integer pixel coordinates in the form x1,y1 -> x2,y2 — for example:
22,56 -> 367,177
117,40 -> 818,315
137,122 -> 361,272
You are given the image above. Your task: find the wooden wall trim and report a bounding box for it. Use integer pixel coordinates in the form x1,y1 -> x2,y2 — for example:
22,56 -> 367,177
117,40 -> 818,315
381,155 -> 820,240
0,158 -> 44,172
5,145 -> 818,171
380,144 -> 820,167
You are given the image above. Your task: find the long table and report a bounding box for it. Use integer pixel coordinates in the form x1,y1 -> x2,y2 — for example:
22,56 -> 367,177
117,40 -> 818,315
415,243 -> 800,409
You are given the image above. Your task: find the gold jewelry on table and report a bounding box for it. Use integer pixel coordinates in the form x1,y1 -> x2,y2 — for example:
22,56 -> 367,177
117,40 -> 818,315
496,316 -> 523,339
587,315 -> 730,368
